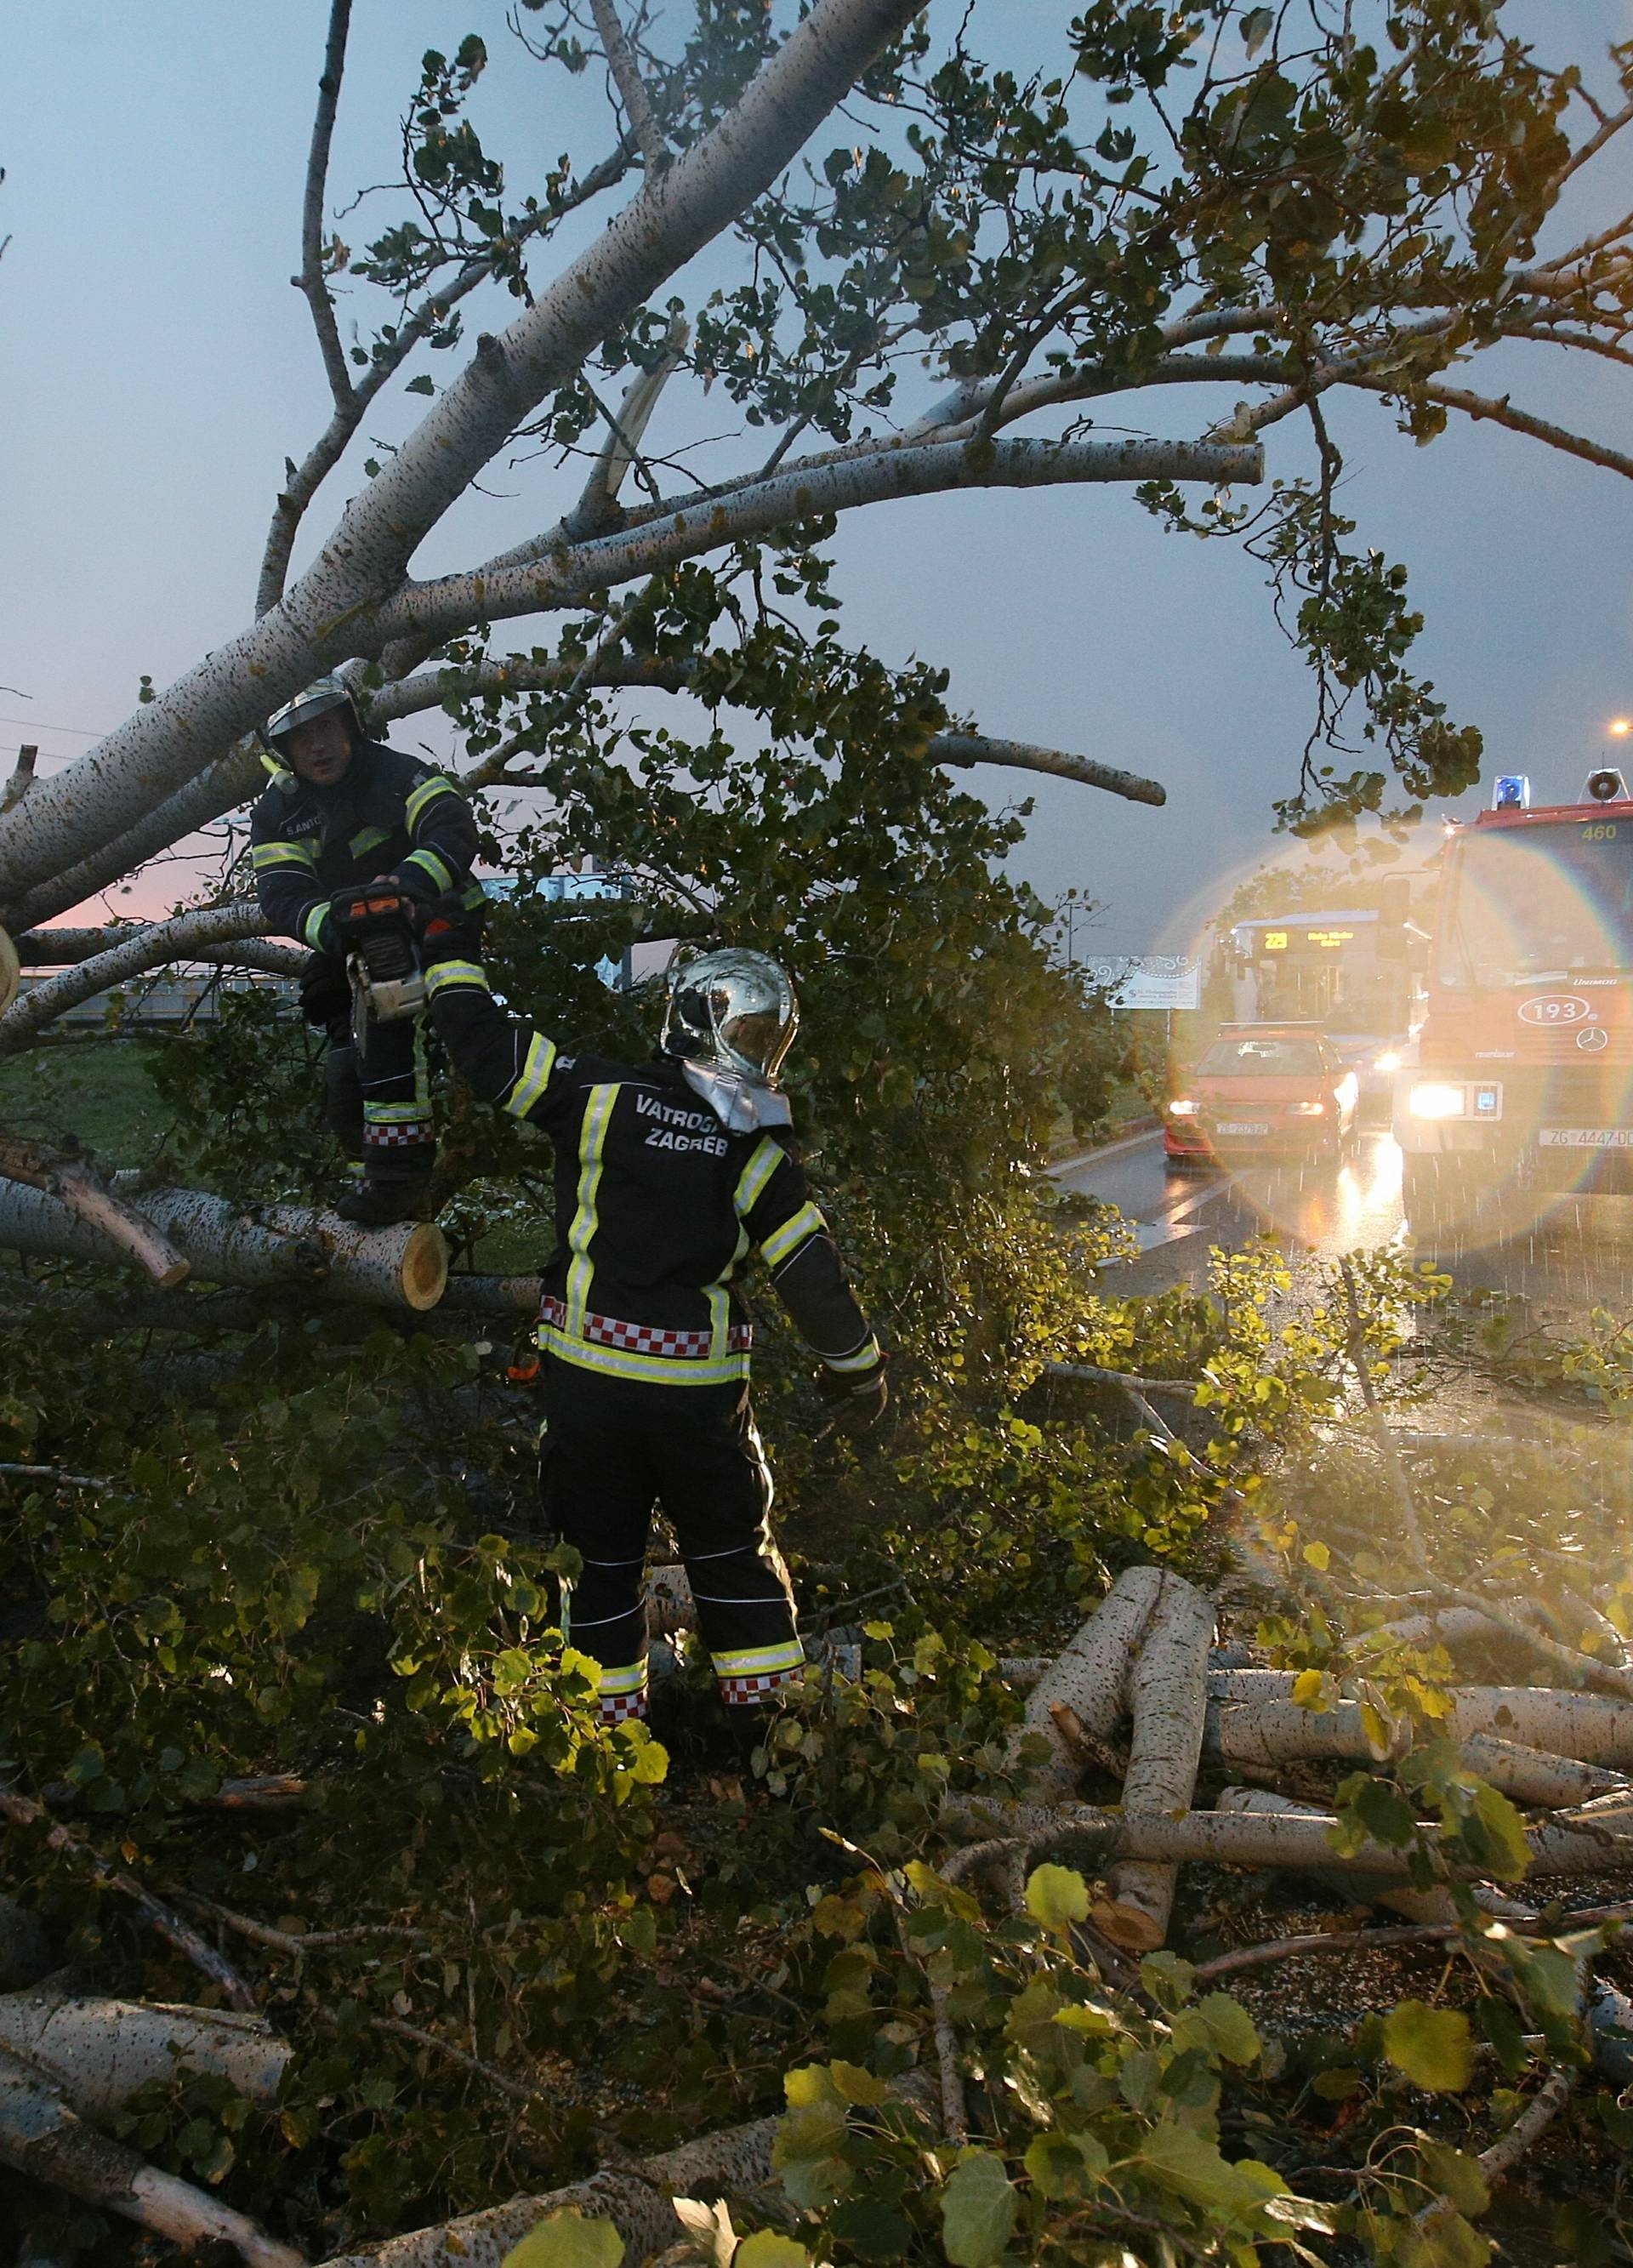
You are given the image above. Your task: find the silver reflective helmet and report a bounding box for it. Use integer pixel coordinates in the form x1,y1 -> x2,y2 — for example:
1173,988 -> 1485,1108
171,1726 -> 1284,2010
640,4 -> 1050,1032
662,949 -> 798,1086
262,675 -> 362,757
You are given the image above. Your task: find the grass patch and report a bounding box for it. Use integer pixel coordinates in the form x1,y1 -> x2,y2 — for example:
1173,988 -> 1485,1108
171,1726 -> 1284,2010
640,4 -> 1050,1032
0,1039 -> 174,1165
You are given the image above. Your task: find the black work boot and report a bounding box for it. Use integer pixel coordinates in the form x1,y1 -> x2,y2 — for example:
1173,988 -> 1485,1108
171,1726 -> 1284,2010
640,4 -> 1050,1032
334,1177 -> 436,1228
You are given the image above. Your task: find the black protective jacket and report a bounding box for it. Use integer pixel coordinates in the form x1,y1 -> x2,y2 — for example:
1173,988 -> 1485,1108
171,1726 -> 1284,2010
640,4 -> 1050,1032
249,739 -> 479,955
426,956 -> 880,1388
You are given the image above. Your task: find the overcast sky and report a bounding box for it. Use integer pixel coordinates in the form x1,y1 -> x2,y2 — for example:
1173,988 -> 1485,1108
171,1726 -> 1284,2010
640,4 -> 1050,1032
5,1 -> 1633,956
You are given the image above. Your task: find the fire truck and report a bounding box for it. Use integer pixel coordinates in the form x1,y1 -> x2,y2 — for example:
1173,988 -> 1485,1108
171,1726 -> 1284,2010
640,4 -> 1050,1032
1395,765 -> 1633,1241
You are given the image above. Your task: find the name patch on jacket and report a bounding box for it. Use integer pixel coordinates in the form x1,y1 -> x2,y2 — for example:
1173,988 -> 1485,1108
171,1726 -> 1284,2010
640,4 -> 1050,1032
635,1090 -> 729,1156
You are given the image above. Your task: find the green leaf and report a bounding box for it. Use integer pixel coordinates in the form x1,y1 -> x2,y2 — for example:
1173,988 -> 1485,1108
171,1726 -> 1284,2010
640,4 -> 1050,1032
502,2210 -> 625,2268
1026,1863 -> 1089,1933
736,2237 -> 811,2268
405,373 -> 436,395
1398,2202 -> 1493,2268
1137,2121 -> 1285,2215
1025,2129 -> 1108,2200
1459,1782 -> 1530,1882
1383,2001 -> 1475,2092
939,2150 -> 1017,2267
1418,2140 -> 1490,2220
1186,1991 -> 1262,2066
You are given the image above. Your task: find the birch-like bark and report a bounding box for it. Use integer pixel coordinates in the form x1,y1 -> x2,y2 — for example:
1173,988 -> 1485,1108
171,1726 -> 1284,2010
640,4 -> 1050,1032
1092,1571 -> 1215,1950
0,902 -> 270,1051
1005,1564 -> 1164,1798
0,1990 -> 289,2120
1458,1733 -> 1630,1809
295,0 -> 356,414
944,1795 -> 1633,1876
0,2049 -> 303,2268
0,1137 -> 189,1289
0,1181 -> 447,1310
0,0 -> 934,917
1214,1787 -> 1535,1926
373,435 -> 1265,649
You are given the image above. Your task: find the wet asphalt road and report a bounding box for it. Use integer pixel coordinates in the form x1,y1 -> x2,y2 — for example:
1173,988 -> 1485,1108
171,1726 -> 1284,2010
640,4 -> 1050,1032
1055,1125 -> 1633,1310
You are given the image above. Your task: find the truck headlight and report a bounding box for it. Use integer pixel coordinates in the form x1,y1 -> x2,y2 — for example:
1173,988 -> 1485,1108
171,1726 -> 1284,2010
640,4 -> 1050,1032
1374,1049 -> 1402,1074
1289,1101 -> 1326,1117
1168,1098 -> 1199,1118
1409,1080 -> 1465,1120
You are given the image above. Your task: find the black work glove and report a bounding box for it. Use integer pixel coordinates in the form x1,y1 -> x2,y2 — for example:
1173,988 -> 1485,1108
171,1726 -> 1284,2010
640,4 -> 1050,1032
817,1353 -> 889,1436
416,893 -> 485,966
329,881 -> 415,946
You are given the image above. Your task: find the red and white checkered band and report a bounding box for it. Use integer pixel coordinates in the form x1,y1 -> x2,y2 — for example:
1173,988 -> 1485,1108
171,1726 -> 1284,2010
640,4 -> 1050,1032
363,1121 -> 435,1148
599,1688 -> 650,1724
719,1667 -> 801,1707
538,1294 -> 752,1359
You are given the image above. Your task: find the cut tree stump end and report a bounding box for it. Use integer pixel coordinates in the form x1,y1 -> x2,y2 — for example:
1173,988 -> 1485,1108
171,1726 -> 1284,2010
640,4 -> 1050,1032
0,927 -> 18,1017
401,1223 -> 451,1311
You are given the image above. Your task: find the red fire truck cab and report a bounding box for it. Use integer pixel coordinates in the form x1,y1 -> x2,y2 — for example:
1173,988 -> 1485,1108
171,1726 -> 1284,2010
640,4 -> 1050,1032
1396,767 -> 1633,1240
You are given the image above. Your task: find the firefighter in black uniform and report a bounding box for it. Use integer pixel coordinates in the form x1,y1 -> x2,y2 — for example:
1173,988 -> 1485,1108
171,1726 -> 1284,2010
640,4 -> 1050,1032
419,918 -> 887,1725
250,676 -> 481,1224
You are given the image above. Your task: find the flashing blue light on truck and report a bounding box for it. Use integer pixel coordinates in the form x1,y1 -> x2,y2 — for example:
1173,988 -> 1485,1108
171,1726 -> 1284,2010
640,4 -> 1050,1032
1493,775 -> 1530,809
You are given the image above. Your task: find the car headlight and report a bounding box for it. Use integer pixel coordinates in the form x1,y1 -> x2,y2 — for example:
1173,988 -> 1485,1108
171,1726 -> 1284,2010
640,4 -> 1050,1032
1289,1100 -> 1326,1117
1374,1049 -> 1402,1074
1409,1080 -> 1465,1120
1168,1098 -> 1199,1118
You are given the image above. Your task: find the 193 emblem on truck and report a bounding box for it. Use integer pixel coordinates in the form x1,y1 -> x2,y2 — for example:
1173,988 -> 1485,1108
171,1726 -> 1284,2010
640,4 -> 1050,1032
1518,994 -> 1593,1024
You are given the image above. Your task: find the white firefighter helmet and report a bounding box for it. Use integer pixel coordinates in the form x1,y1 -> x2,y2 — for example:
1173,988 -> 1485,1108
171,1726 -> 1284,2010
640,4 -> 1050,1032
262,675 -> 363,758
662,948 -> 798,1087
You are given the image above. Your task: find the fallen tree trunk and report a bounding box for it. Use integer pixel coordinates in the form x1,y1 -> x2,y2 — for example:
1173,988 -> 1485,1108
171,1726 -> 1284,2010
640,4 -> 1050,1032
1004,1564 -> 1164,1798
0,1180 -> 447,1310
437,1273 -> 542,1314
0,1988 -> 289,2119
1214,1788 -> 1535,1925
0,2047 -> 302,2268
0,1137 -> 189,1288
1092,1571 -> 1215,1950
1205,1695 -> 1404,1768
944,1794 -> 1633,1877
1459,1733 -> 1632,1808
1204,1675 -> 1633,1769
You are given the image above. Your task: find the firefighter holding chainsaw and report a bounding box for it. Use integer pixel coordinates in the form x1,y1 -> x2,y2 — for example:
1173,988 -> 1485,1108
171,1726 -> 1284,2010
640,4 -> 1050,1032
418,909 -> 887,1727
250,676 -> 481,1224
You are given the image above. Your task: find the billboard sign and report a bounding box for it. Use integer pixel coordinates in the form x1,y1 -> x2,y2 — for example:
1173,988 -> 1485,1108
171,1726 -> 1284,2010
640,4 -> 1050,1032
1081,954 -> 1200,1011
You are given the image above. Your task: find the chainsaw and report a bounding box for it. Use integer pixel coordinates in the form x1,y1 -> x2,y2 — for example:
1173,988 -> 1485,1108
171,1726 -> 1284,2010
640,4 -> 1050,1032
333,886 -> 428,1040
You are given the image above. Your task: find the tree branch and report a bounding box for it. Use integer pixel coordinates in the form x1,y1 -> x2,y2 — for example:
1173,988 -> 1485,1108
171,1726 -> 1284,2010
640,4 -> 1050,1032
0,1137 -> 190,1289
255,140 -> 637,615
1347,374 -> 1633,483
0,0 -> 936,913
589,0 -> 669,176
295,0 -> 356,413
373,433 -> 1266,647
0,902 -> 271,1051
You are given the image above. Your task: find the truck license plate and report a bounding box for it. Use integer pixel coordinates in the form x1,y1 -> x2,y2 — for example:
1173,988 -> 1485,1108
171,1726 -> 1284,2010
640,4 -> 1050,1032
1216,1121 -> 1270,1136
1539,1127 -> 1633,1148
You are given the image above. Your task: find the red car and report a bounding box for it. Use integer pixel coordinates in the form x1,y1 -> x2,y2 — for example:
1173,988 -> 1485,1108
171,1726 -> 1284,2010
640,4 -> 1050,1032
1164,1025 -> 1360,1167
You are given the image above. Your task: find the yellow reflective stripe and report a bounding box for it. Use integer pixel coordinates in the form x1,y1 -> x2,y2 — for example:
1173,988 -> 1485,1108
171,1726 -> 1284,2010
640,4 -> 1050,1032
406,846 -> 455,894
366,1100 -> 433,1124
538,1325 -> 749,1388
504,1032 -> 557,1120
709,1639 -> 805,1677
252,838 -> 315,871
563,1085 -> 617,1340
759,1200 -> 825,1271
425,960 -> 487,997
586,1660 -> 647,1695
302,902 -> 333,949
405,774 -> 459,829
349,825 -> 391,858
732,1137 -> 783,1220
823,1335 -> 882,1376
